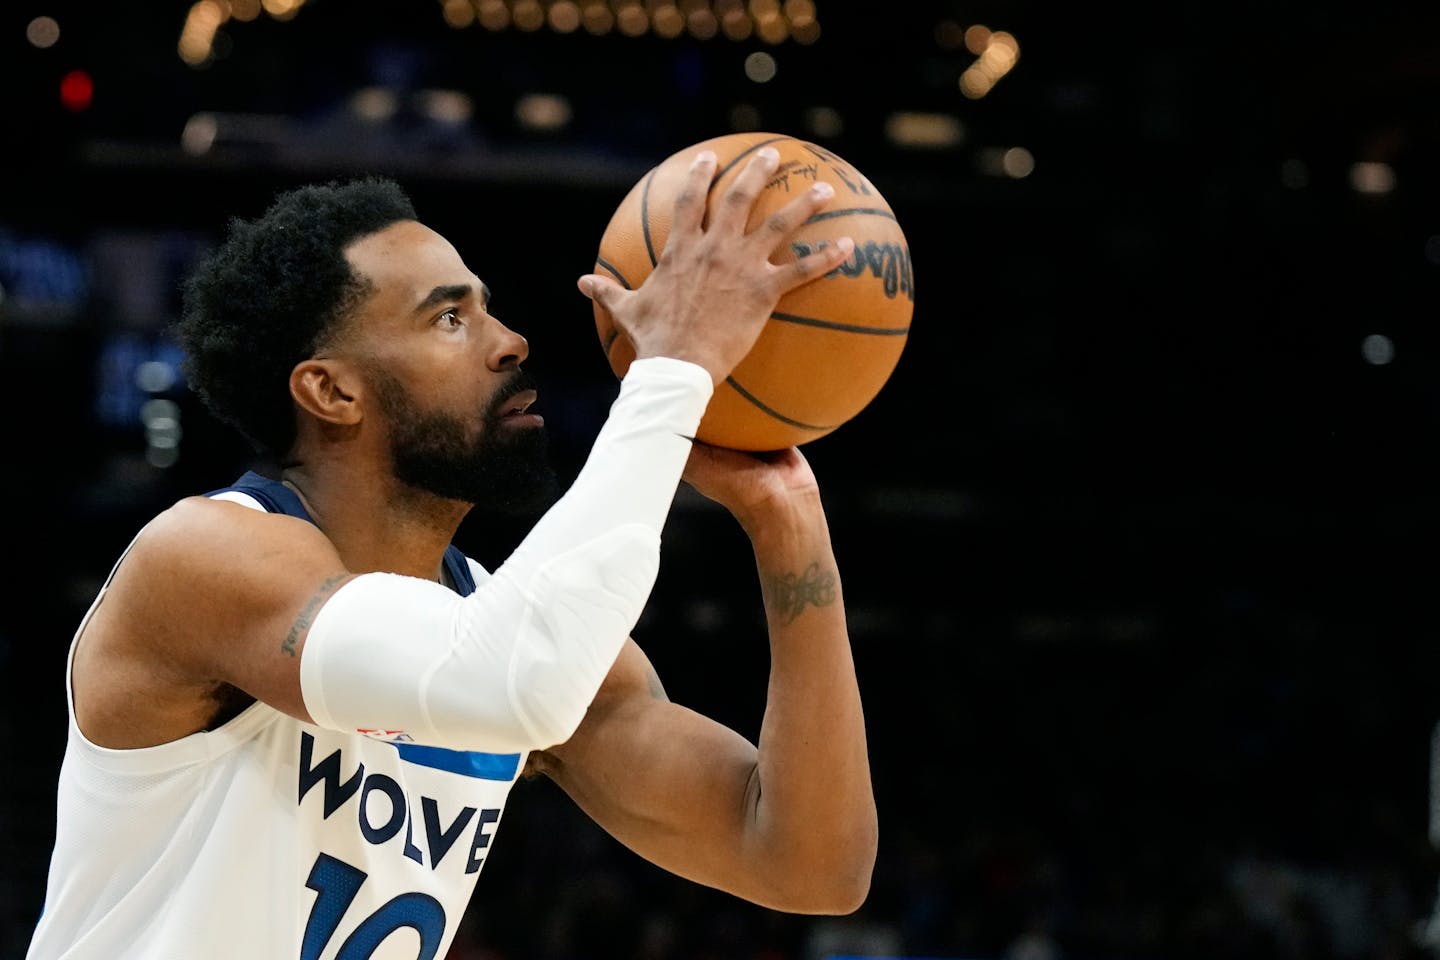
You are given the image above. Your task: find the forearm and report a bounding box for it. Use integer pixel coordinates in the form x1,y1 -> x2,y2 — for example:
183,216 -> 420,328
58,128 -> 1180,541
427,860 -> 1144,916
746,498 -> 877,911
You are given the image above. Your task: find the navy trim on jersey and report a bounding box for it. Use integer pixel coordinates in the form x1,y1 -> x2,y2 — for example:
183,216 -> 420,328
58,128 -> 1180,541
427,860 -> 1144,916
209,471 -> 478,597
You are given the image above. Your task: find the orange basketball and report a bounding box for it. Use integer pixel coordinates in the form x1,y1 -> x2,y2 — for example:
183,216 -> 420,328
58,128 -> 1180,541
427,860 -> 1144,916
591,131 -> 915,451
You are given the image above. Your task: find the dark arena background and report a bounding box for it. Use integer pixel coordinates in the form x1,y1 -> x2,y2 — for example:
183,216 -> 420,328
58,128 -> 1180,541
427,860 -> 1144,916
3,2 -> 1439,959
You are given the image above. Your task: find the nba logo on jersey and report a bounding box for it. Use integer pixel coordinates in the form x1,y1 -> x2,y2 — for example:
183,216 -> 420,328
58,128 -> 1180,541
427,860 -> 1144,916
356,728 -> 415,743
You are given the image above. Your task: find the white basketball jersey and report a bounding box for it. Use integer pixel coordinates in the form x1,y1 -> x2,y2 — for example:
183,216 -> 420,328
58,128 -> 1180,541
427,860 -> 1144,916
27,477 -> 528,960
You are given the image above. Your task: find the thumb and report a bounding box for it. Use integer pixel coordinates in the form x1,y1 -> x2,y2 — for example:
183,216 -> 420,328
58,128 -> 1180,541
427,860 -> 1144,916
576,274 -> 622,304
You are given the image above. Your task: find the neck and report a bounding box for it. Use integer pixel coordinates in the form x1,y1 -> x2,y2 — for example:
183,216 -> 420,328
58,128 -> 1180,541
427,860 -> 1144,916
280,461 -> 470,584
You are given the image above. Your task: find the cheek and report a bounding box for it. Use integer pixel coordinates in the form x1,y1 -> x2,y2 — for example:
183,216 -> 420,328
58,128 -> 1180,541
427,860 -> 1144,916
419,348 -> 480,393
414,340 -> 503,414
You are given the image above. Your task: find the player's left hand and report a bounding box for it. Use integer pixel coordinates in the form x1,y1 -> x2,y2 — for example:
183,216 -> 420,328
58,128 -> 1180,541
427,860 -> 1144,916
681,441 -> 821,532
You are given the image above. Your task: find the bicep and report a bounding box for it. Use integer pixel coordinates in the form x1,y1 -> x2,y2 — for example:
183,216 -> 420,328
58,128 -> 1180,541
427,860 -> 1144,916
539,641 -> 765,896
108,497 -> 355,721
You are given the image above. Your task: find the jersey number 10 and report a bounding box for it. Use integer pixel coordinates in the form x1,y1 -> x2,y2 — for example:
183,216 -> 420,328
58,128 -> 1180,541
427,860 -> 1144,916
301,853 -> 447,960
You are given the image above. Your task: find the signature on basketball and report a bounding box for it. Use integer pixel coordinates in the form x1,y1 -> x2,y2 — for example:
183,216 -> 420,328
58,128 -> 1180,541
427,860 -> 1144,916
767,162 -> 822,192
767,158 -> 877,198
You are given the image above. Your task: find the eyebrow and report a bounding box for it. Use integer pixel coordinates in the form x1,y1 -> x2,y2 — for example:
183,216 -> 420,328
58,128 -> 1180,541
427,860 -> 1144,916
414,282 -> 490,315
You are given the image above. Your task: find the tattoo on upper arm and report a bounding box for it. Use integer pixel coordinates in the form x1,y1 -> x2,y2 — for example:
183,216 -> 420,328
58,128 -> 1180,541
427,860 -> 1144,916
281,575 -> 348,657
768,562 -> 837,625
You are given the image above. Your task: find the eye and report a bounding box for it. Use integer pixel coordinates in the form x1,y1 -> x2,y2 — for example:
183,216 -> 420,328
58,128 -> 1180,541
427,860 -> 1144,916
436,309 -> 462,328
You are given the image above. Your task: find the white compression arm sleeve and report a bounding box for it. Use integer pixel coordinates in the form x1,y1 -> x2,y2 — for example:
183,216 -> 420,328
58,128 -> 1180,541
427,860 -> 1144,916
299,357 -> 712,752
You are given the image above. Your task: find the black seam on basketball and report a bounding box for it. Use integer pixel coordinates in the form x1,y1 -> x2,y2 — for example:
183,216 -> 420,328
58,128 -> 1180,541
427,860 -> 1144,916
804,208 -> 898,224
640,168 -> 659,266
594,256 -> 632,290
603,329 -> 620,354
725,376 -> 835,431
770,311 -> 910,335
712,136 -> 796,192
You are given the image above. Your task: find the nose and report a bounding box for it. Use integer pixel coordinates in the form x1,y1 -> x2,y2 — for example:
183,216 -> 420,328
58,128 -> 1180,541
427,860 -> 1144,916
490,323 -> 529,370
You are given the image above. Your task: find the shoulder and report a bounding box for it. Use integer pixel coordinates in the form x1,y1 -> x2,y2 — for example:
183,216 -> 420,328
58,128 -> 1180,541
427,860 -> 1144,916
117,496 -> 343,603
135,495 -> 330,563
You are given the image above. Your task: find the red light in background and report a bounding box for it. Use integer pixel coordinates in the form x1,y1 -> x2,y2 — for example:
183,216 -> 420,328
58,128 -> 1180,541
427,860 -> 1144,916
60,69 -> 93,112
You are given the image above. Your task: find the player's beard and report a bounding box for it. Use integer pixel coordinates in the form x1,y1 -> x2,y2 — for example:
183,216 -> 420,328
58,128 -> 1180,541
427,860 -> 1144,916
371,368 -> 559,516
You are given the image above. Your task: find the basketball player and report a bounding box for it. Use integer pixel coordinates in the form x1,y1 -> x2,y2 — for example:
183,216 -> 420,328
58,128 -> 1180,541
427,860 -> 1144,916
25,147 -> 877,959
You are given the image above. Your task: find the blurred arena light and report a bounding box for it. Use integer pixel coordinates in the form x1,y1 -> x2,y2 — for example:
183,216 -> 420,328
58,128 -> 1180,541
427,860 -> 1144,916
512,0 -> 545,31
580,1 -> 614,34
260,0 -> 305,20
177,0 -> 822,61
652,3 -> 685,39
180,113 -> 218,154
1349,160 -> 1396,195
476,0 -> 510,30
178,0 -> 225,65
685,3 -> 718,40
416,89 -> 475,125
883,112 -> 963,149
26,16 -> 61,49
349,87 -> 400,123
804,105 -> 844,138
442,0 -> 475,27
179,111 -> 298,155
1361,334 -> 1395,365
720,2 -> 753,40
179,0 -> 311,65
59,70 -> 93,112
975,144 -> 1035,178
135,361 -> 178,395
1000,145 -> 1035,177
140,398 -> 183,469
754,4 -> 789,44
515,93 -> 573,131
616,3 -> 649,36
958,26 -> 1019,99
744,51 -> 778,83
546,0 -> 582,32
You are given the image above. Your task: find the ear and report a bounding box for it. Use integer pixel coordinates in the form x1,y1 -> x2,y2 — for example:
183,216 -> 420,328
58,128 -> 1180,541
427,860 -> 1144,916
290,358 -> 363,427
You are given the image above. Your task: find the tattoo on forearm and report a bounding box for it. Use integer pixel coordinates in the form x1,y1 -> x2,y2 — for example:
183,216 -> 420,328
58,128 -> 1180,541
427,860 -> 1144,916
282,575 -> 347,657
768,562 -> 836,624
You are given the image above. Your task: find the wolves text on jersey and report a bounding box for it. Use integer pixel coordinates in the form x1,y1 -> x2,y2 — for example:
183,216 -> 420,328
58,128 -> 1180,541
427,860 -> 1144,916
297,732 -> 500,874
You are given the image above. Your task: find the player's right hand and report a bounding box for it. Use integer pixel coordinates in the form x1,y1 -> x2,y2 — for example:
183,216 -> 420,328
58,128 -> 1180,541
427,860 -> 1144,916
576,147 -> 855,387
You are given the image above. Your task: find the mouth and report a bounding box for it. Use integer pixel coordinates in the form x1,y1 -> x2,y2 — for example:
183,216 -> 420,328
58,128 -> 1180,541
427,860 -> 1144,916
500,389 -> 537,417
498,389 -> 543,427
